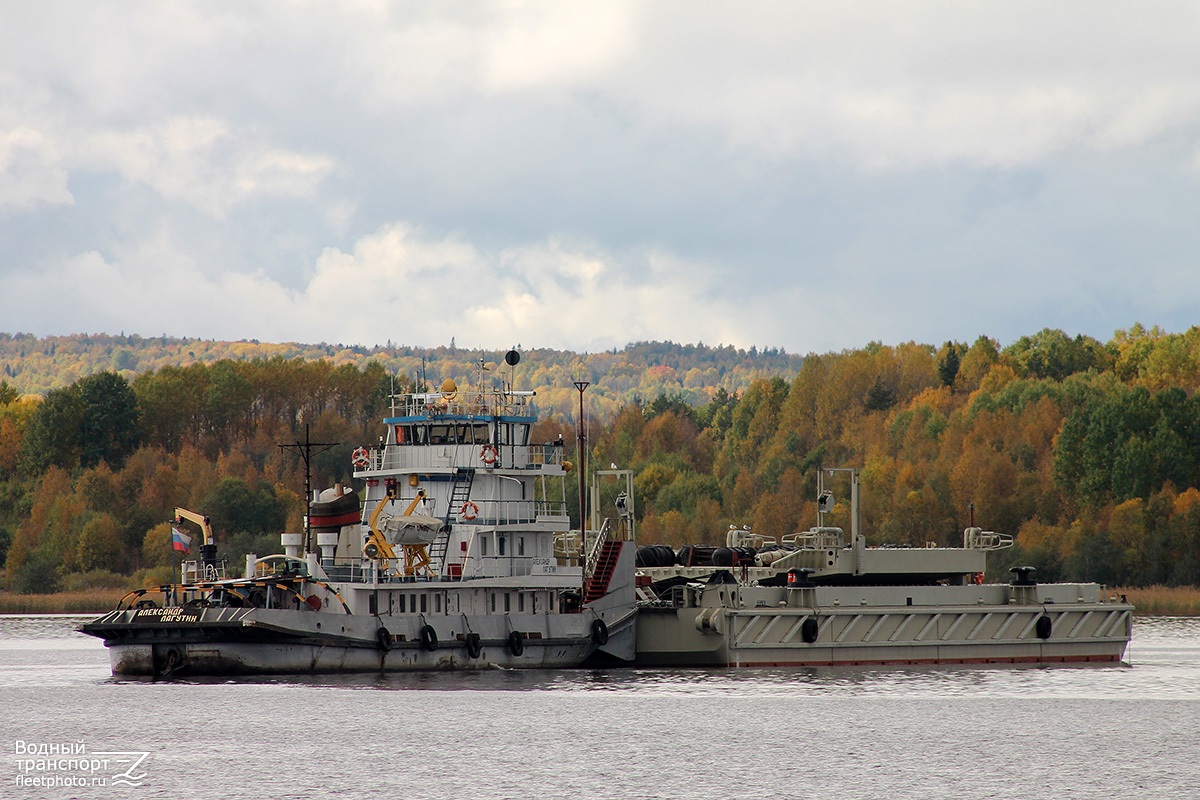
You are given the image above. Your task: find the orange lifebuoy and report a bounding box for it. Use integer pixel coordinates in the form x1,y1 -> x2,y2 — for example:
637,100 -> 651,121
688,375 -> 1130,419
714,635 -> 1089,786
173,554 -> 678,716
973,572 -> 985,585
461,501 -> 479,521
351,447 -> 370,468
480,444 -> 497,465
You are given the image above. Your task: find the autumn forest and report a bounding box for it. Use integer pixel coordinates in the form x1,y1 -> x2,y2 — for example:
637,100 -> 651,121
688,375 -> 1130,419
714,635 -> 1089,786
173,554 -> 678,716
2,325 -> 1199,595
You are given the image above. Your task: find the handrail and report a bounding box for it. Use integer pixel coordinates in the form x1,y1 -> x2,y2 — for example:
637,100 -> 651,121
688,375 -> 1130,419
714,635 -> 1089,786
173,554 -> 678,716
725,526 -> 776,549
362,443 -> 563,472
370,496 -> 566,530
583,518 -> 611,585
390,390 -> 536,419
782,528 -> 846,550
180,559 -> 228,583
963,527 -> 1015,551
554,531 -> 581,560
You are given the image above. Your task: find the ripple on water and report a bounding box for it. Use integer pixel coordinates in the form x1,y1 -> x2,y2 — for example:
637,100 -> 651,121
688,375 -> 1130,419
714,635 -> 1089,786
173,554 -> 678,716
1,615 -> 1196,800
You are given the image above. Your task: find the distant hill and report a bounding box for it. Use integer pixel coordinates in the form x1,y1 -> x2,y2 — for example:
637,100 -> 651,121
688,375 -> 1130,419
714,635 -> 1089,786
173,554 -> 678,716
0,332 -> 804,419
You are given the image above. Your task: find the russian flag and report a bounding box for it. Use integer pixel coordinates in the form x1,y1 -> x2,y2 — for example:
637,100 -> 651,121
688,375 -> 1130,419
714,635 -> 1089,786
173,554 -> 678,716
171,527 -> 192,553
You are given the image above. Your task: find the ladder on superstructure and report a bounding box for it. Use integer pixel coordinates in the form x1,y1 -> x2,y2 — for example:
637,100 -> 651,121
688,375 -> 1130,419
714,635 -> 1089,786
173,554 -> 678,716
430,467 -> 475,573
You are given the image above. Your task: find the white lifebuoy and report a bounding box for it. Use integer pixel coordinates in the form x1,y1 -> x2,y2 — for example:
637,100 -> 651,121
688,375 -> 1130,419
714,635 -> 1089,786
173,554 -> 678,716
351,447 -> 370,468
461,501 -> 479,521
480,444 -> 497,465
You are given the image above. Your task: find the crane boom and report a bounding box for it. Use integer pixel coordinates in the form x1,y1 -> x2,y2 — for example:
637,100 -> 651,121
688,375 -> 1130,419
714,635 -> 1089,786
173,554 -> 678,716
173,507 -> 214,546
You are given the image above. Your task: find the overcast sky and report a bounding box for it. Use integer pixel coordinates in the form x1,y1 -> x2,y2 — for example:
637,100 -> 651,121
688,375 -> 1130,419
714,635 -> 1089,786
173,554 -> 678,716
3,2 -> 1199,354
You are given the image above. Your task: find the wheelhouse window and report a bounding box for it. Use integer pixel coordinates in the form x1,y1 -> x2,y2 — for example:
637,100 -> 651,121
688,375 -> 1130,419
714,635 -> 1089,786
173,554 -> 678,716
495,422 -> 531,446
513,424 -> 530,445
402,425 -> 430,445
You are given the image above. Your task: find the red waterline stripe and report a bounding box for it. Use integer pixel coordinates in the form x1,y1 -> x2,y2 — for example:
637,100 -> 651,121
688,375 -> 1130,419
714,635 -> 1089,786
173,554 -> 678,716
728,654 -> 1122,668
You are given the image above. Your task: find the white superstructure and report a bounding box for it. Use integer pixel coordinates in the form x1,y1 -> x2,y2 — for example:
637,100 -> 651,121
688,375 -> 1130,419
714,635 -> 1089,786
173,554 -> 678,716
83,356 -> 637,676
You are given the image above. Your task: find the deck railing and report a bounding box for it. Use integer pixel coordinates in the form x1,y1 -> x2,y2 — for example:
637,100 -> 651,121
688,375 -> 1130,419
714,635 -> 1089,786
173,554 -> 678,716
390,390 -> 536,418
781,528 -> 846,550
362,442 -> 563,472
180,560 -> 228,583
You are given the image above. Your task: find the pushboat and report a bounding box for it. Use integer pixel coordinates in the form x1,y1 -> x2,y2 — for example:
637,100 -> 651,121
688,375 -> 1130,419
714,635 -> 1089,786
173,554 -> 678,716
82,353 -> 637,675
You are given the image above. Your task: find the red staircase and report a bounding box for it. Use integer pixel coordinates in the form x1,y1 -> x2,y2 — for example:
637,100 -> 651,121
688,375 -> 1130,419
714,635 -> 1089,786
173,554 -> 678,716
584,541 -> 622,602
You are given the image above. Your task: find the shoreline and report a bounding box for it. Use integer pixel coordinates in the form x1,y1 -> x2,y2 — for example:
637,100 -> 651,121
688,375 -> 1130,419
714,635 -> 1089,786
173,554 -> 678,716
1113,585 -> 1200,616
2,585 -> 1198,616
0,588 -> 128,614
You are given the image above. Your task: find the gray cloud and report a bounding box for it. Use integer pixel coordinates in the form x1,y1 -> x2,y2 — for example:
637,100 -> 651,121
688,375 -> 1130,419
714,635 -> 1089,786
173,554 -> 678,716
3,2 -> 1199,353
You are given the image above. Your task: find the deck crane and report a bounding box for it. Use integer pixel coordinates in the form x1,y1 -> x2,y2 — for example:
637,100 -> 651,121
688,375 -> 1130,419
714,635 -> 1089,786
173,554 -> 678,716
173,507 -> 219,579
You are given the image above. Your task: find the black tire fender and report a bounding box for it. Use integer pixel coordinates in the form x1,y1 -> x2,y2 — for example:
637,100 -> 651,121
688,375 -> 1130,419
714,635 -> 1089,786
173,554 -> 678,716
801,617 -> 820,644
591,618 -> 609,646
507,630 -> 525,656
420,624 -> 438,652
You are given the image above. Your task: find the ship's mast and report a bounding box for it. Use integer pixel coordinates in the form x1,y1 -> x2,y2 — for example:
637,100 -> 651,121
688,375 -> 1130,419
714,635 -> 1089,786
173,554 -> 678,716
573,379 -> 590,580
278,424 -> 339,556
573,380 -> 589,531
816,466 -> 859,540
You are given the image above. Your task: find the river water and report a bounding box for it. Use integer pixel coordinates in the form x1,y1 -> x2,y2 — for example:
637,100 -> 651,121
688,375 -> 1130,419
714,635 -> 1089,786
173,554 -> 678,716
0,615 -> 1197,800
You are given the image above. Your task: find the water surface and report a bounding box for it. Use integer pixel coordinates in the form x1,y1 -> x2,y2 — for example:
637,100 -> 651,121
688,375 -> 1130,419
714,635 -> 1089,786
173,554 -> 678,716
2,615 -> 1196,799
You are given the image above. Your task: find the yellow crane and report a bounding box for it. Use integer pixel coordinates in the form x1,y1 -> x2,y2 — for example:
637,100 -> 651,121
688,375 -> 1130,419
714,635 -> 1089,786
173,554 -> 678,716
171,507 -> 218,582
173,507 -> 214,548
364,489 -> 434,576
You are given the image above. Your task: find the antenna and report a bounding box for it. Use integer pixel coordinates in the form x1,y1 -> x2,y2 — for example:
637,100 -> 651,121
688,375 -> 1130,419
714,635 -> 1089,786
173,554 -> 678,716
474,354 -> 491,408
505,348 -> 520,393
